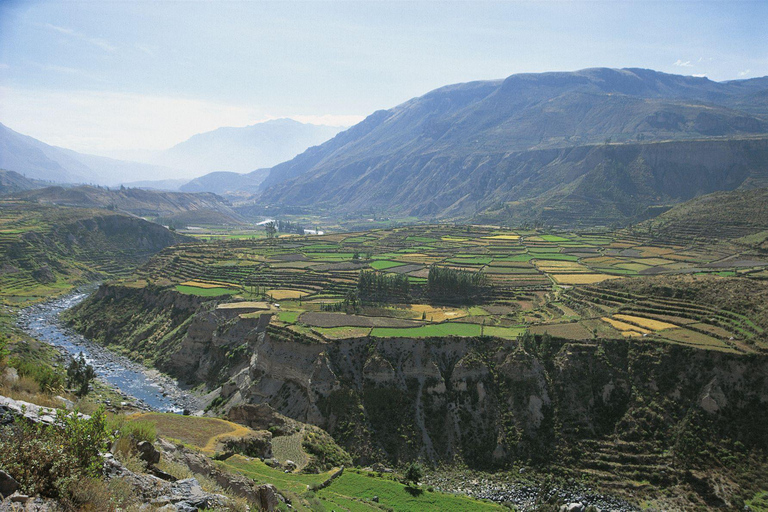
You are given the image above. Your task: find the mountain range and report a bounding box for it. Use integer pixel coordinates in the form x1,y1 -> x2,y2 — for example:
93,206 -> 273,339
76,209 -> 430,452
0,119 -> 344,188
258,68 -> 768,226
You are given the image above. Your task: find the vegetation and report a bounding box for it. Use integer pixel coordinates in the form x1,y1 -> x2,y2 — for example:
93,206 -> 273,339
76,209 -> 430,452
0,406 -> 111,500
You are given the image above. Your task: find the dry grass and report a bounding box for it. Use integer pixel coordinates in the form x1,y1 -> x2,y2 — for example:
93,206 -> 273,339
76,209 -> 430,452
179,280 -> 236,289
216,301 -> 270,310
613,314 -> 678,331
128,412 -> 252,454
408,304 -> 467,322
271,432 -> 309,470
601,317 -> 651,334
551,274 -> 622,285
482,234 -> 520,240
267,289 -> 310,300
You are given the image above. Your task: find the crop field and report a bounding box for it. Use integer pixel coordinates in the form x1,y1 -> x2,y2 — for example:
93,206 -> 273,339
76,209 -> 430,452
221,456 -> 503,511
113,223 -> 768,352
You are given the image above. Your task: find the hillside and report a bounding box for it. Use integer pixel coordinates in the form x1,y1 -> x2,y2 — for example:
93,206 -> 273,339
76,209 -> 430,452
638,187 -> 768,243
15,185 -> 243,225
259,68 -> 768,225
0,169 -> 49,196
179,168 -> 270,198
0,201 -> 189,301
0,123 -> 176,185
64,223 -> 768,508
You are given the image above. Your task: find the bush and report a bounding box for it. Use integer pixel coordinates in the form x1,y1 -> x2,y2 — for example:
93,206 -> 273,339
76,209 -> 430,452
0,406 -> 112,499
10,358 -> 65,394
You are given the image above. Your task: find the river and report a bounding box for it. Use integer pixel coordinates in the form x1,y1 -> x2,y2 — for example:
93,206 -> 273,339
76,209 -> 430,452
16,288 -> 200,413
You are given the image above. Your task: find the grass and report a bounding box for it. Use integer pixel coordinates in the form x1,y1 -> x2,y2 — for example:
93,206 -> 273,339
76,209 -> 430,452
613,314 -> 678,331
127,412 -> 250,453
318,470 -> 504,511
551,274 -> 622,284
271,432 -> 309,469
370,260 -> 407,270
268,289 -> 310,300
278,310 -> 302,323
372,322 -> 481,338
175,285 -> 239,297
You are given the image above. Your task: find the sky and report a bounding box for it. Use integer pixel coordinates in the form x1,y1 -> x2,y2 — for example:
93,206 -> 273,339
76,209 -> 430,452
0,0 -> 767,154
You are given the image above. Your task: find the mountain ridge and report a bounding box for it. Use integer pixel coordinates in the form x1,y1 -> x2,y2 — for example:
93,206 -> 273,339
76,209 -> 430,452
257,67 -> 768,225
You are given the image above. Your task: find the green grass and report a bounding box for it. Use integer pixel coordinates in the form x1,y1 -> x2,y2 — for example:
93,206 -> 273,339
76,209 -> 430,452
747,490 -> 768,512
317,470 -> 504,511
372,322 -> 481,338
278,310 -> 302,323
370,260 -> 406,270
175,285 -> 239,297
497,254 -> 533,262
529,253 -> 580,261
220,455 -> 331,494
540,235 -> 571,242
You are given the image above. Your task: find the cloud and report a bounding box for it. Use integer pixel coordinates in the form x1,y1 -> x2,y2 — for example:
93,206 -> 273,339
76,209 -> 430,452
44,23 -> 116,52
134,44 -> 156,57
738,69 -> 751,77
0,87 -> 364,153
673,59 -> 693,67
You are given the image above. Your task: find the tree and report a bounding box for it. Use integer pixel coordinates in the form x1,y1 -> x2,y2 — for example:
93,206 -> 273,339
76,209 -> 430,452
404,462 -> 423,486
265,221 -> 277,239
67,353 -> 95,397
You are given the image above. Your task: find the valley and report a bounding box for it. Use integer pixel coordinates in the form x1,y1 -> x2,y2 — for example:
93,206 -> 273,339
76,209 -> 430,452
1,66 -> 768,511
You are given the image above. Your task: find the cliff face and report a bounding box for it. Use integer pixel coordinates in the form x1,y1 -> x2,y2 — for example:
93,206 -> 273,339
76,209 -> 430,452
69,286 -> 768,475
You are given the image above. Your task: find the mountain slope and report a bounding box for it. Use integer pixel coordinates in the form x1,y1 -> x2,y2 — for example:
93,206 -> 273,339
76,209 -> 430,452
0,169 -> 50,195
259,68 -> 768,225
120,119 -> 344,175
0,123 -> 176,185
639,186 -> 768,242
179,168 -> 270,197
15,185 -> 242,222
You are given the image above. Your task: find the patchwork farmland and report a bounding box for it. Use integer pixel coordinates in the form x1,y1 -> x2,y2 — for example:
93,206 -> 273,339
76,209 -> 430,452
120,224 -> 768,353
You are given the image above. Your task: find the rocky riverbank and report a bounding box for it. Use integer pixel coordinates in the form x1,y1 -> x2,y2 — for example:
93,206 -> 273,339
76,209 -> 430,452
15,288 -> 203,413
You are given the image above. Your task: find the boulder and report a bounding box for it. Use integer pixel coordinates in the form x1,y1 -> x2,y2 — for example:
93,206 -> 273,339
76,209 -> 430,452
255,484 -> 280,511
0,470 -> 20,498
137,440 -> 161,465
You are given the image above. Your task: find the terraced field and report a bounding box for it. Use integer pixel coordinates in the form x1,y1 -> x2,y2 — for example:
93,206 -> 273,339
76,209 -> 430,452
120,224 -> 768,352
0,200 -> 186,304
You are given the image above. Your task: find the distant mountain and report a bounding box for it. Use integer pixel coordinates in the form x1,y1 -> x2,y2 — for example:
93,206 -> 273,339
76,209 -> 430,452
179,168 -> 270,197
0,169 -> 50,195
115,119 -> 344,175
0,123 -> 176,185
259,68 -> 768,226
15,185 -> 243,225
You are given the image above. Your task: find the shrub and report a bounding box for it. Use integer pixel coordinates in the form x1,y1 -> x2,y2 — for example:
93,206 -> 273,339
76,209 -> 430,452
0,406 -> 112,499
9,358 -> 65,394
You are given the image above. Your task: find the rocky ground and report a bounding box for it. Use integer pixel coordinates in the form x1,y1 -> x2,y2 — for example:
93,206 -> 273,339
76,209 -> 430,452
424,472 -> 639,512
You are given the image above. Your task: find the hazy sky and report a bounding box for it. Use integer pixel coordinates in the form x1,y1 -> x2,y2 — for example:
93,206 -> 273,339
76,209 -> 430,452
1,0 -> 766,154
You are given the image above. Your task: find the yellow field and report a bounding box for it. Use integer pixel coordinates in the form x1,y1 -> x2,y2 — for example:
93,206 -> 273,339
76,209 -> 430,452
551,274 -> 622,285
535,261 -> 591,273
216,301 -> 270,310
268,289 -> 311,300
635,246 -> 675,257
621,331 -> 643,337
483,234 -> 520,240
408,304 -> 467,322
601,317 -> 651,334
613,314 -> 678,331
128,412 -> 252,454
180,280 -> 236,289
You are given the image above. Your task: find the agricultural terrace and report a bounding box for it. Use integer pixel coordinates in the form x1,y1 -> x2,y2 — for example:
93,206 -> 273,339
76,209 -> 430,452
122,225 -> 768,353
